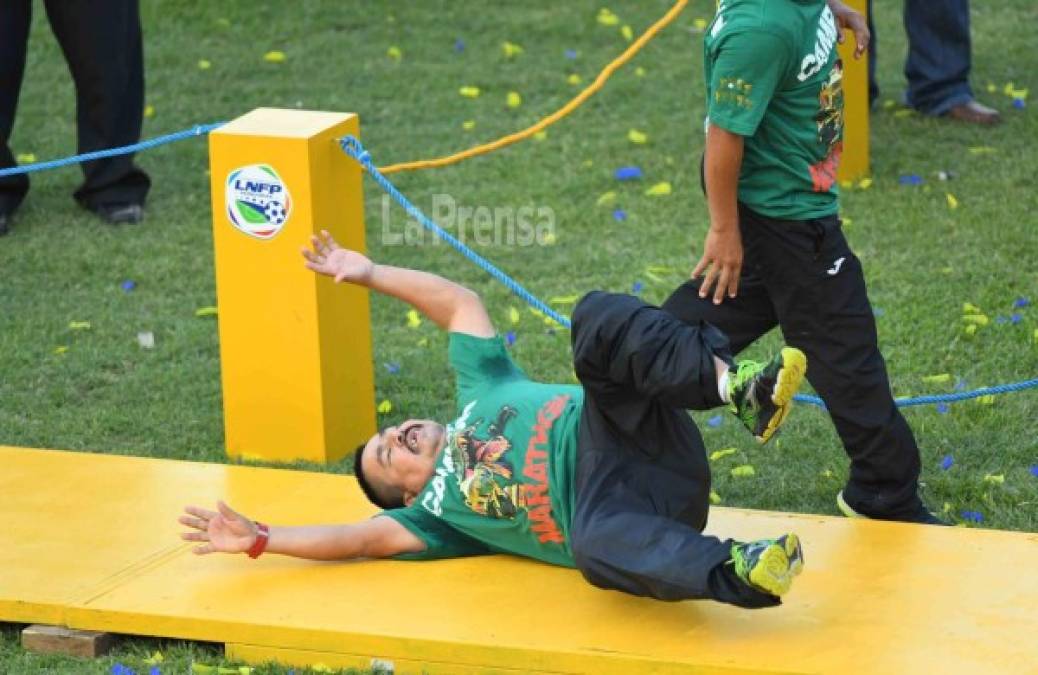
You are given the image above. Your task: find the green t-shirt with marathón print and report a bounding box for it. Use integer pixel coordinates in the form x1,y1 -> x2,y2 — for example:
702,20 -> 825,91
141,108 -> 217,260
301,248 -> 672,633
704,0 -> 844,219
383,333 -> 583,567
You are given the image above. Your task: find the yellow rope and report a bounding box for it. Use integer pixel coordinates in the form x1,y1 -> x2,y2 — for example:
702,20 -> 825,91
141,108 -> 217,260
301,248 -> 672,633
378,0 -> 690,175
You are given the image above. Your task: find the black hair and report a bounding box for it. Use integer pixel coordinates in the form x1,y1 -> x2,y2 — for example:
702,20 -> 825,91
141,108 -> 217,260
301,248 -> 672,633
352,442 -> 404,509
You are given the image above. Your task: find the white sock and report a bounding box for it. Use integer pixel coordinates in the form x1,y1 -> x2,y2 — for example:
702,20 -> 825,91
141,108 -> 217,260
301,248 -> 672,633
715,358 -> 731,403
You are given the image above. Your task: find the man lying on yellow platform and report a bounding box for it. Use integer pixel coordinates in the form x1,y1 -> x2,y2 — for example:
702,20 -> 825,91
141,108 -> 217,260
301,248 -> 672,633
180,231 -> 809,609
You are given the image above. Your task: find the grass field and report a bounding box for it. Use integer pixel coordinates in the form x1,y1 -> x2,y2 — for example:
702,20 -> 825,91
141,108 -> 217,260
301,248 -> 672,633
1,0 -> 1036,672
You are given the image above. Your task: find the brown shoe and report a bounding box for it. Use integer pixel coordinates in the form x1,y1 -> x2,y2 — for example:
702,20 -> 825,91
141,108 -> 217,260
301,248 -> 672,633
945,100 -> 1002,125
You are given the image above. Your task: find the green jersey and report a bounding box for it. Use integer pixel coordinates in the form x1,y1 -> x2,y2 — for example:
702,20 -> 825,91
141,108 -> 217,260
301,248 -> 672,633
383,333 -> 583,567
704,0 -> 844,219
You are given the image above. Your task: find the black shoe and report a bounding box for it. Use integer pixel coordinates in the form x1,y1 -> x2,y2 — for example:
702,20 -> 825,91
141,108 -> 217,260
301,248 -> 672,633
0,213 -> 9,236
837,490 -> 950,526
93,203 -> 143,224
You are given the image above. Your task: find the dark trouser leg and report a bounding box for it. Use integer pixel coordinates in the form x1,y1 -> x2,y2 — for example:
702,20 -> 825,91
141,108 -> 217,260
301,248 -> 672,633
903,0 -> 973,115
568,292 -> 778,608
0,0 -> 32,215
43,0 -> 150,210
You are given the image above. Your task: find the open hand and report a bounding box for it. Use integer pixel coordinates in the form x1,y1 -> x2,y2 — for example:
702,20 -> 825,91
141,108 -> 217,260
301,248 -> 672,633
301,230 -> 375,284
179,501 -> 257,555
692,226 -> 743,304
830,0 -> 869,59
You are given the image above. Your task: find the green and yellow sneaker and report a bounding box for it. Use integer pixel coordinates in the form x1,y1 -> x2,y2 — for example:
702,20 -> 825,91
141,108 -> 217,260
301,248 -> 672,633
730,533 -> 805,597
728,347 -> 807,444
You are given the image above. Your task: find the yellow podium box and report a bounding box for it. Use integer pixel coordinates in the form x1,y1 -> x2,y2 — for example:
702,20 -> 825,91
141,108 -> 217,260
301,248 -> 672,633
208,108 -> 375,464
837,0 -> 870,181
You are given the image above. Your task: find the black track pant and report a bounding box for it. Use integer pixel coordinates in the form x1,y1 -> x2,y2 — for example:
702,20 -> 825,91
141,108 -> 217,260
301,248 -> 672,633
663,204 -> 923,518
0,0 -> 150,215
568,291 -> 779,608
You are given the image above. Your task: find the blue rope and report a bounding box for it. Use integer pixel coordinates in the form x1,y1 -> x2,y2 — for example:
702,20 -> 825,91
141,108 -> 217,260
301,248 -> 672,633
0,123 -> 226,178
339,134 -> 1038,410
339,135 -> 572,328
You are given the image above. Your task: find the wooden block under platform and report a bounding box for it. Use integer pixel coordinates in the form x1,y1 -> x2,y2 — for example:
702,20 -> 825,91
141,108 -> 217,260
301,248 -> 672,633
22,624 -> 114,658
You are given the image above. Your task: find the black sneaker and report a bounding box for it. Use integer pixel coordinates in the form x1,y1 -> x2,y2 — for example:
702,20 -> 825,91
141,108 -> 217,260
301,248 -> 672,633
94,203 -> 143,224
0,212 -> 9,236
836,490 -> 949,525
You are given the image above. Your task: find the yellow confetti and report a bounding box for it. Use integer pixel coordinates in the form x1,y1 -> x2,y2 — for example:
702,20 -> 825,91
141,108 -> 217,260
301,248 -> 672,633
857,178 -> 873,190
976,395 -> 995,406
730,465 -> 755,478
709,490 -> 722,505
946,193 -> 959,210
941,267 -> 953,274
506,91 -> 522,108
1003,82 -> 1016,96
894,109 -> 915,118
968,146 -> 996,155
218,668 -> 243,675
883,99 -> 896,109
627,129 -> 648,144
597,8 -> 620,26
596,191 -> 617,207
263,50 -> 286,63
839,180 -> 853,189
922,373 -> 951,384
986,82 -> 997,93
709,447 -> 737,462
377,399 -> 393,414
943,502 -> 954,514
459,86 -> 481,98
144,652 -> 164,665
143,104 -> 155,118
386,46 -> 402,60
417,337 -> 429,347
567,73 -> 582,85
16,153 -> 36,164
508,307 -> 520,325
192,665 -> 216,675
645,181 -> 672,197
54,346 -> 68,355
542,231 -> 557,245
841,217 -> 853,228
195,306 -> 218,318
693,18 -> 708,31
1009,87 -> 1029,100
550,295 -> 580,305
312,664 -> 334,674
820,468 -> 835,478
533,130 -> 548,141
963,302 -> 982,313
635,66 -> 646,77
1033,328 -> 1038,344
198,59 -> 211,70
621,25 -> 634,41
501,41 -> 524,58
238,669 -> 254,675
964,324 -> 978,337
406,309 -> 422,328
582,159 -> 595,168
68,321 -> 91,330
962,313 -> 989,326
983,473 -> 1005,484
462,120 -> 475,131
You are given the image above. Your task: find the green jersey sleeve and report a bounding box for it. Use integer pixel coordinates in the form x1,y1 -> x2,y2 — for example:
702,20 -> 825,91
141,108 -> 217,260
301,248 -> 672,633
707,29 -> 793,136
447,332 -> 527,402
380,507 -> 491,561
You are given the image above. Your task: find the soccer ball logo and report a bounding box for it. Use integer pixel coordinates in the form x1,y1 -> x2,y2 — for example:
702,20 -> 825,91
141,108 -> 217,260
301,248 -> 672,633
264,200 -> 287,225
225,164 -> 292,240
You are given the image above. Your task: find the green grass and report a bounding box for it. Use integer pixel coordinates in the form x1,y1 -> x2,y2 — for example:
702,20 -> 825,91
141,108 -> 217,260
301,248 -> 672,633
1,0 -> 1036,672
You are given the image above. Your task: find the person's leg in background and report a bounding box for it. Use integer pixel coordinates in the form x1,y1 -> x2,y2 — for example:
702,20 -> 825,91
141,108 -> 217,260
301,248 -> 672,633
44,0 -> 151,223
0,0 -> 33,235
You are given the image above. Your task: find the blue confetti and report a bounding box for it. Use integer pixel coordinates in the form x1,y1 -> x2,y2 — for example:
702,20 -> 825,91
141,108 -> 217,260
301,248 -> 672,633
995,315 -> 1009,324
615,166 -> 643,181
1013,98 -> 1026,109
111,665 -> 136,675
936,403 -> 950,415
454,38 -> 465,53
1011,313 -> 1023,324
383,362 -> 400,374
505,331 -> 516,346
631,281 -> 644,294
149,668 -> 161,675
960,510 -> 984,523
707,415 -> 723,428
898,174 -> 923,186
954,378 -> 968,391
612,208 -> 627,221
564,49 -> 578,59
1013,297 -> 1030,308
939,455 -> 954,470
120,279 -> 136,292
1030,465 -> 1038,478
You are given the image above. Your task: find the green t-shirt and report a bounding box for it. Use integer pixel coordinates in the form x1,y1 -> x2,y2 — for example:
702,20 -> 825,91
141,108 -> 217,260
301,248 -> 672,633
383,333 -> 583,567
704,0 -> 844,220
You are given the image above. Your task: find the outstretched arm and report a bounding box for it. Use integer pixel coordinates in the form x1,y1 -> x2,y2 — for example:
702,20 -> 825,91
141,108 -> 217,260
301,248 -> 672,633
302,231 -> 495,338
179,501 -> 425,560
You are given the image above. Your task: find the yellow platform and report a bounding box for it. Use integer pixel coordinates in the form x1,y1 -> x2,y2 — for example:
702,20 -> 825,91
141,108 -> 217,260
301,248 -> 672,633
2,445 -> 1035,674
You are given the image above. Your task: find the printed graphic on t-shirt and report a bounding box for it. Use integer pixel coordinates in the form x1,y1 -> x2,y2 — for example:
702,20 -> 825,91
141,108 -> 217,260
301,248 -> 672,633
453,405 -> 524,518
809,59 -> 844,192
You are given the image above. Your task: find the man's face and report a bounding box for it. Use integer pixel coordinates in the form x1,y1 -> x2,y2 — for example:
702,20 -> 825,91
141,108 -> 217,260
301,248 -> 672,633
361,419 -> 445,504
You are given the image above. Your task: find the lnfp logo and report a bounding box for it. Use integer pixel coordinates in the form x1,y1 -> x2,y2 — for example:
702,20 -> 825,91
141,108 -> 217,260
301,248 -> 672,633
225,164 -> 291,239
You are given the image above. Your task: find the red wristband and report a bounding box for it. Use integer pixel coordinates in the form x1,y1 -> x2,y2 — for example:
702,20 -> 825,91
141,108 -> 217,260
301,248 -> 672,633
246,522 -> 270,559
